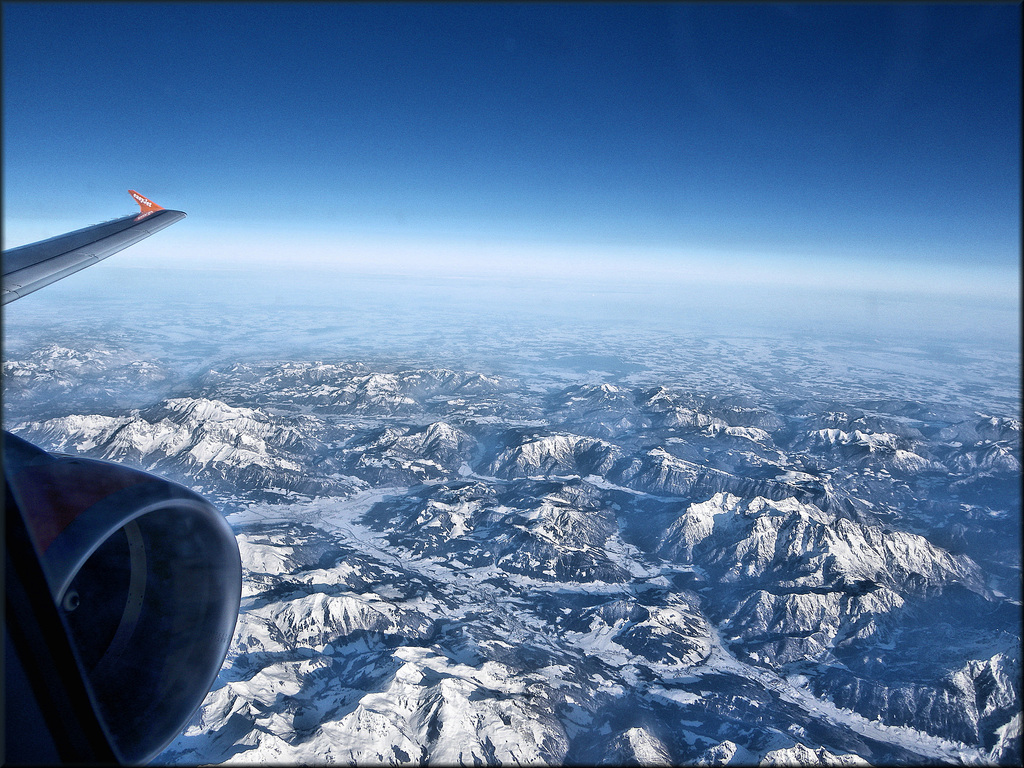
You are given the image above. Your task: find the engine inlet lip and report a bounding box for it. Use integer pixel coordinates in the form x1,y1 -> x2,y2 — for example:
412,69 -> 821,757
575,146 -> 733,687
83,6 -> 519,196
40,473 -> 221,603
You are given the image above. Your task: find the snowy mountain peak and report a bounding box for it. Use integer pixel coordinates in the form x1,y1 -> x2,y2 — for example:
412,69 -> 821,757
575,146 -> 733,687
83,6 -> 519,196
661,492 -> 988,598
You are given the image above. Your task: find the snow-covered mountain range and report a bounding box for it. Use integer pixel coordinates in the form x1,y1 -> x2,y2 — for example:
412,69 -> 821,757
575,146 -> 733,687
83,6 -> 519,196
4,344 -> 1020,765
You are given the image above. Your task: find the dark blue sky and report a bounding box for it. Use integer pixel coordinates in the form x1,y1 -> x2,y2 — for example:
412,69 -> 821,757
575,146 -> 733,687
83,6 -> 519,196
2,2 -> 1020,291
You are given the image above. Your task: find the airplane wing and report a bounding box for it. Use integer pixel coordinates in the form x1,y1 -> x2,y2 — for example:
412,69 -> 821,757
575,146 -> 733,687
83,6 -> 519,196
3,193 -> 241,765
2,190 -> 186,304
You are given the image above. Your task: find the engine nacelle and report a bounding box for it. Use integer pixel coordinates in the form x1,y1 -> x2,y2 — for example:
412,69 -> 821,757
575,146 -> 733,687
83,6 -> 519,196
3,431 -> 242,764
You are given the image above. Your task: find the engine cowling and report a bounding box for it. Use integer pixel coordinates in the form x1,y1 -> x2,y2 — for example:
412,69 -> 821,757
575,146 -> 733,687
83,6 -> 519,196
3,431 -> 242,764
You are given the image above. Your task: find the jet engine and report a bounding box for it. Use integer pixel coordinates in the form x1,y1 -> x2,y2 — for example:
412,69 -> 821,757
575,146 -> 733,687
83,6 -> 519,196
3,430 -> 242,764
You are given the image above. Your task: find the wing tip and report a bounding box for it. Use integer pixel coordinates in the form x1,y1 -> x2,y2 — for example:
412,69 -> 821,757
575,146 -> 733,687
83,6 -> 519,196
129,189 -> 165,214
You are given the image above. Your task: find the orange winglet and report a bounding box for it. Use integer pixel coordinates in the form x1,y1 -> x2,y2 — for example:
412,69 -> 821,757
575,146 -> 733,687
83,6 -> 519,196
129,189 -> 165,214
